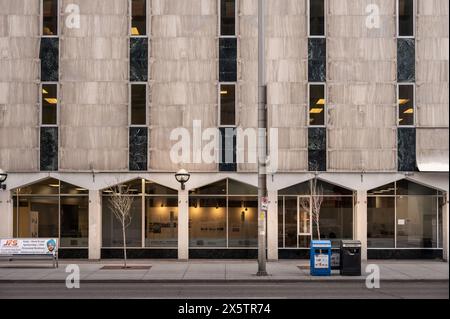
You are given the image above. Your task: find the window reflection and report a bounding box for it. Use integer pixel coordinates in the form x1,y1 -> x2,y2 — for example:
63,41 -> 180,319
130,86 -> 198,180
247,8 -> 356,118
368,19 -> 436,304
367,197 -> 395,248
12,178 -> 89,248
145,197 -> 178,247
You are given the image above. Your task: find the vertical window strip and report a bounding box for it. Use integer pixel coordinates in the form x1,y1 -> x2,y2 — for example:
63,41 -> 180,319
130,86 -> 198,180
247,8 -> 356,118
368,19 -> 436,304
219,0 -> 237,172
396,0 -> 416,172
40,0 -> 59,171
129,0 -> 149,171
308,1 -> 327,172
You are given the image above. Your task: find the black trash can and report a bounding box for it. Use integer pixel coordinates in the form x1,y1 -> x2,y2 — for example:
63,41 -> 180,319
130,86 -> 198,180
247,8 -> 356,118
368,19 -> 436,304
340,240 -> 361,276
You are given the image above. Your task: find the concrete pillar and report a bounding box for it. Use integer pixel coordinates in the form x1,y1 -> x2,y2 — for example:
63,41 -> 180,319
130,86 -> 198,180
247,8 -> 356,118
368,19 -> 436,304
443,192 -> 449,262
267,190 -> 278,261
88,190 -> 102,260
0,190 -> 13,238
178,189 -> 189,260
355,190 -> 368,261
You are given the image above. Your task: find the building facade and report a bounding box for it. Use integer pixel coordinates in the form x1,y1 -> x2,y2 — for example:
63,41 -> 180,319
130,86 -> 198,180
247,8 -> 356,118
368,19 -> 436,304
0,0 -> 448,261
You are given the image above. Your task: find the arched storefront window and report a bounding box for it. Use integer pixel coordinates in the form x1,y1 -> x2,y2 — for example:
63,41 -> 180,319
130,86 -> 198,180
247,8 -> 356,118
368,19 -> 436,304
189,179 -> 258,248
12,178 -> 89,247
101,179 -> 178,248
278,180 -> 354,248
368,180 -> 445,249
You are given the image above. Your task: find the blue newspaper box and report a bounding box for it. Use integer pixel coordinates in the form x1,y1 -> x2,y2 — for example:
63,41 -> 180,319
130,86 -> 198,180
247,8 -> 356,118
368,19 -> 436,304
310,240 -> 332,276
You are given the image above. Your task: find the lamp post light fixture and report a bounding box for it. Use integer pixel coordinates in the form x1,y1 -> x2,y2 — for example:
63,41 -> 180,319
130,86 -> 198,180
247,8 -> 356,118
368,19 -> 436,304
175,169 -> 190,190
0,169 -> 7,191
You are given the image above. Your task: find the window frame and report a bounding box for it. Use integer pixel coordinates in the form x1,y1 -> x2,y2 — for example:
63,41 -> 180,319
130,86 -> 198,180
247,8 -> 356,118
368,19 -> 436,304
218,83 -> 237,127
129,0 -> 148,37
367,181 -> 444,250
397,0 -> 416,38
129,83 -> 148,126
41,0 -> 59,37
308,82 -> 327,127
40,82 -> 59,127
307,0 -> 326,38
397,83 -> 416,127
218,0 -> 238,38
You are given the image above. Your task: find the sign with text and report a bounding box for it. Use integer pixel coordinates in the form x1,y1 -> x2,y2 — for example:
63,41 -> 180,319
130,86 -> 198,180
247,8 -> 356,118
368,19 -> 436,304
0,238 -> 58,255
261,197 -> 269,211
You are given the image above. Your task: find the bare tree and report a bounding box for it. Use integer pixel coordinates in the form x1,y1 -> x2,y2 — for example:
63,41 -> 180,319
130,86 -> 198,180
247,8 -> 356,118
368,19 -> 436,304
107,184 -> 135,268
299,176 -> 324,240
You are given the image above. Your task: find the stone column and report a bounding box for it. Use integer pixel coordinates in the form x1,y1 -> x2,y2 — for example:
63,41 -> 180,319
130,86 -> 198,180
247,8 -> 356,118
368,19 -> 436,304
178,189 -> 189,260
88,190 -> 102,260
443,192 -> 449,262
0,190 -> 13,238
355,190 -> 368,261
267,190 -> 278,261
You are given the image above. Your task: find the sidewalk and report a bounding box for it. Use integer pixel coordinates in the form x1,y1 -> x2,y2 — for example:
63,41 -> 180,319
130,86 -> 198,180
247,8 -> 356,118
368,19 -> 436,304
0,260 -> 448,283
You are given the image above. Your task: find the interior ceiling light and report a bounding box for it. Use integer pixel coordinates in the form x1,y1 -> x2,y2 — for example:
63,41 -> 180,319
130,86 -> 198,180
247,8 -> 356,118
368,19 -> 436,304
131,27 -> 140,35
42,89 -> 48,94
220,90 -> 228,95
310,108 -> 324,114
49,184 -> 59,188
316,99 -> 325,105
403,108 -> 414,114
399,99 -> 410,105
44,98 -> 57,104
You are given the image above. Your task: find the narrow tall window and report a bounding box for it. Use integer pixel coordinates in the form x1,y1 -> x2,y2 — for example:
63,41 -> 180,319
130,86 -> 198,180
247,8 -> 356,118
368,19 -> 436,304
40,0 -> 59,172
220,84 -> 236,126
131,0 -> 147,36
309,84 -> 325,126
131,84 -> 147,126
309,0 -> 325,37
220,0 -> 236,36
41,84 -> 58,125
219,0 -> 237,172
42,0 -> 58,36
398,0 -> 414,37
398,84 -> 415,126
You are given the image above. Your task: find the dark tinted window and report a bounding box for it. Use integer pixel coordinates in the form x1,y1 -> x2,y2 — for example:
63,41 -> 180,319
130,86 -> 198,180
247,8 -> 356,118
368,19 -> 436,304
131,84 -> 146,125
309,84 -> 325,126
221,0 -> 236,36
131,0 -> 147,35
130,37 -> 148,82
43,0 -> 58,35
40,37 -> 59,82
129,127 -> 148,171
219,38 -> 237,82
308,127 -> 326,171
398,0 -> 414,36
397,128 -> 416,172
40,127 -> 58,171
220,84 -> 236,126
41,84 -> 57,125
309,0 -> 325,36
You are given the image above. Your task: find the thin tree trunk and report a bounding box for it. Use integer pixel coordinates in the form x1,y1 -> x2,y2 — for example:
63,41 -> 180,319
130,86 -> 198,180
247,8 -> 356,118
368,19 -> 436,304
122,219 -> 127,269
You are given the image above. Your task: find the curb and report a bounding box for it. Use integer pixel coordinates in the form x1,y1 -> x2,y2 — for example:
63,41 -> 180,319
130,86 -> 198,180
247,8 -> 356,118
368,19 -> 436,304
0,279 -> 448,284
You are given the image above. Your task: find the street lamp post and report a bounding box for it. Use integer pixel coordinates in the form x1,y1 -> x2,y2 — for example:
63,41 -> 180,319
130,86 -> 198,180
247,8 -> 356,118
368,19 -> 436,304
0,169 -> 7,190
257,0 -> 268,276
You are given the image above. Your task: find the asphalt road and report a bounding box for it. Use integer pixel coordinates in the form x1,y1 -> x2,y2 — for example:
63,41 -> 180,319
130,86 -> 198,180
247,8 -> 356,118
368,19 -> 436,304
0,281 -> 448,299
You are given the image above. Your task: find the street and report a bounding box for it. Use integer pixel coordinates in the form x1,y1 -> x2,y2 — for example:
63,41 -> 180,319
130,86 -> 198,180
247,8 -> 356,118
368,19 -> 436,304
0,281 -> 448,299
